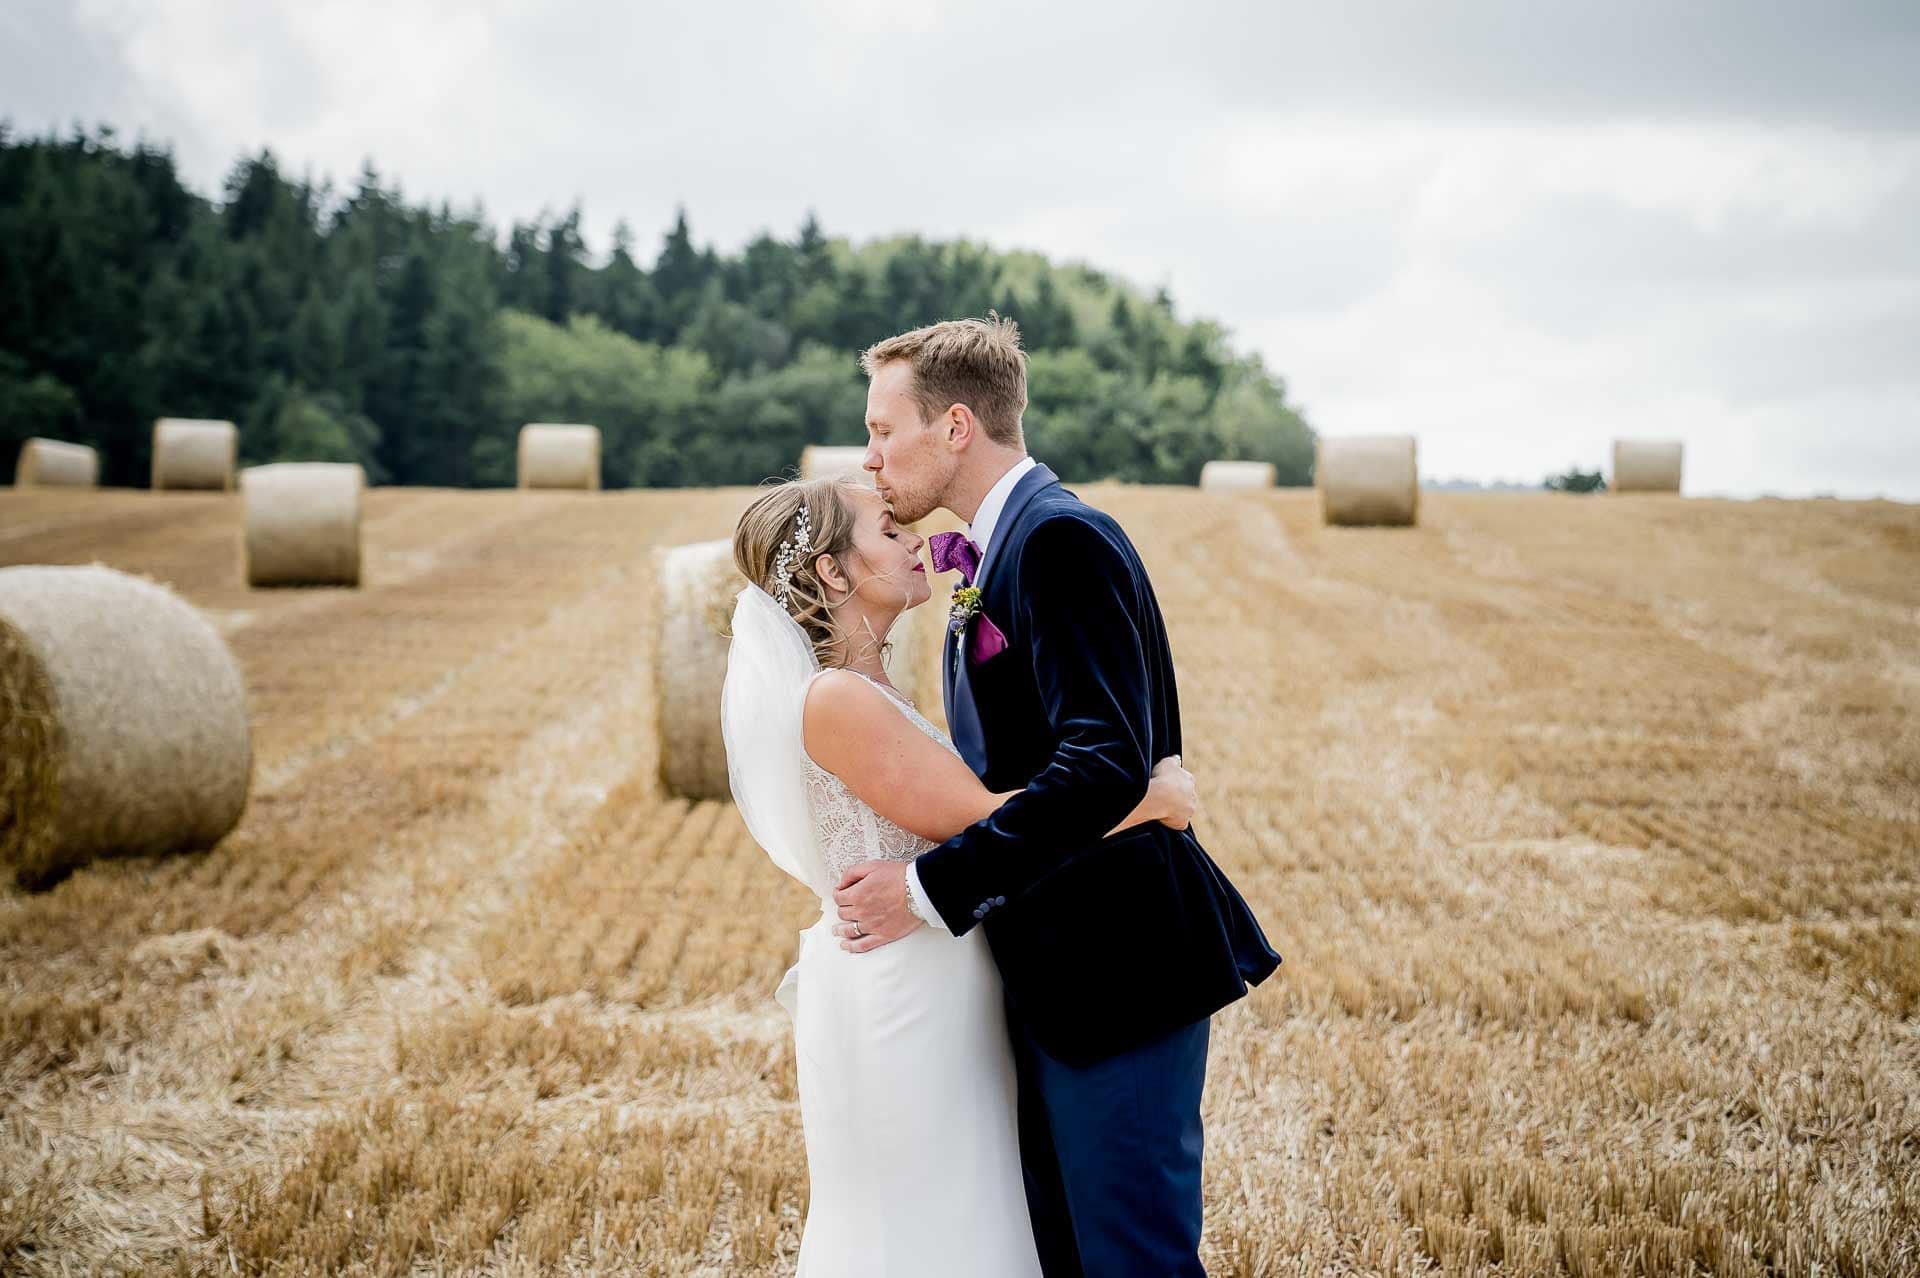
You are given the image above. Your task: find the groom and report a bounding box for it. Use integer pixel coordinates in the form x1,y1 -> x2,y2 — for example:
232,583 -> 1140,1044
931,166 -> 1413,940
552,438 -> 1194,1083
834,316 -> 1282,1276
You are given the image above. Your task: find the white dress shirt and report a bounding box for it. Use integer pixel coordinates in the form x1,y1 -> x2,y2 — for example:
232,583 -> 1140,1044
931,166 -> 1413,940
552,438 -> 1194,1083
905,455 -> 1040,932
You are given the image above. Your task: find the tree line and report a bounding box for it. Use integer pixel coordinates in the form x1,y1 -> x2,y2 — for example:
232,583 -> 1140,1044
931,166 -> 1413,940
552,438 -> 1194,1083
1,126 -> 1316,489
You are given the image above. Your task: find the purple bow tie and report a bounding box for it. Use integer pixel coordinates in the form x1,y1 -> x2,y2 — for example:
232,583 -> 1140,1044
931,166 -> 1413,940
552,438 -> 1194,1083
928,531 -> 982,583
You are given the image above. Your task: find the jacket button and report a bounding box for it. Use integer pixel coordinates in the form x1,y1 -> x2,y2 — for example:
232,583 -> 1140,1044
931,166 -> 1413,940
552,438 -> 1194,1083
973,906 -> 987,919
994,896 -> 1007,907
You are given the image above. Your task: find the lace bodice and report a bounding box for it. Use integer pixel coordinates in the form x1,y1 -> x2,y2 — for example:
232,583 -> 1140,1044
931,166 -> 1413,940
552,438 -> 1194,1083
803,669 -> 961,888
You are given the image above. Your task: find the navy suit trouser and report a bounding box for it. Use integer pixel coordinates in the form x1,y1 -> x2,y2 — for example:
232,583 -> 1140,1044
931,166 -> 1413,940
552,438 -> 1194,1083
1011,1009 -> 1210,1277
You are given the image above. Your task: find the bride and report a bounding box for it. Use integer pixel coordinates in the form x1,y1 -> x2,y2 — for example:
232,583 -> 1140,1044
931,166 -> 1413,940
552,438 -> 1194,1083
722,475 -> 1197,1276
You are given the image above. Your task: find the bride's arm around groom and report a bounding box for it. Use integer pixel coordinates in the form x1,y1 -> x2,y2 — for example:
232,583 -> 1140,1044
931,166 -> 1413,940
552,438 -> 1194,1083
804,663 -> 1195,899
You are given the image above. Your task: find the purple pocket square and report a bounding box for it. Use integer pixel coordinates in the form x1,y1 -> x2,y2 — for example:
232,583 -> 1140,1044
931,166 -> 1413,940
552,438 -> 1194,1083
969,613 -> 1009,664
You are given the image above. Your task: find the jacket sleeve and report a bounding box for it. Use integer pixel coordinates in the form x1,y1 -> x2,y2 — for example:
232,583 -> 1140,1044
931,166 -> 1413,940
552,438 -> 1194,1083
912,513 -> 1153,935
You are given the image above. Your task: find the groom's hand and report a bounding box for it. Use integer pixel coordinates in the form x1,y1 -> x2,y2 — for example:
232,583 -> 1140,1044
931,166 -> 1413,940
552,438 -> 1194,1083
832,861 -> 923,953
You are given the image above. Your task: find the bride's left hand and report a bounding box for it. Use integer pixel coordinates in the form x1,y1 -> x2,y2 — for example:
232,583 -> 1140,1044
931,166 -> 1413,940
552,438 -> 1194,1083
832,860 -> 924,953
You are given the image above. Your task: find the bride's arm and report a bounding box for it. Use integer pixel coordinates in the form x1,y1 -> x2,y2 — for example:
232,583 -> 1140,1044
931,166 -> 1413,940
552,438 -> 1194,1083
803,670 -> 1186,846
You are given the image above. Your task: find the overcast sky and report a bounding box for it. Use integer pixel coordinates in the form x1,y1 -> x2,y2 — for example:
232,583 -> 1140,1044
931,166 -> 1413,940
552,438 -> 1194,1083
6,0 -> 1917,498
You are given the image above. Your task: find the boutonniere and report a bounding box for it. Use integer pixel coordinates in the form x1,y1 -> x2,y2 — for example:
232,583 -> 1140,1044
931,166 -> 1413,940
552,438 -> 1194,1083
949,585 -> 983,634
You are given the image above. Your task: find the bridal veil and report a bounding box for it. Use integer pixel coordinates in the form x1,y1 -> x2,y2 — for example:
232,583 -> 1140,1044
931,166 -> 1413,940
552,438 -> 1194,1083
721,583 -> 829,1011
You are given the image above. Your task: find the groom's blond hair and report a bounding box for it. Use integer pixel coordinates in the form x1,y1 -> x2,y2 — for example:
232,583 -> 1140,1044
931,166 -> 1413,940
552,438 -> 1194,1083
860,314 -> 1028,449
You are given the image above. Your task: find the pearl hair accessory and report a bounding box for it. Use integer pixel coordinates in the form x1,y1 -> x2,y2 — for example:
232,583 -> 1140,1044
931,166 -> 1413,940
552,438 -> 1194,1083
770,503 -> 813,604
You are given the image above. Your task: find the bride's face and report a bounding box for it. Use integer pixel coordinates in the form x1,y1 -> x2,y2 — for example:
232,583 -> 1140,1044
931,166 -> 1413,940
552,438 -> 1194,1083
836,487 -> 931,614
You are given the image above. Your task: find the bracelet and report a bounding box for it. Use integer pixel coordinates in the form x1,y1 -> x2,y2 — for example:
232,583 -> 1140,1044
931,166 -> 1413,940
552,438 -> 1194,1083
903,875 -> 927,923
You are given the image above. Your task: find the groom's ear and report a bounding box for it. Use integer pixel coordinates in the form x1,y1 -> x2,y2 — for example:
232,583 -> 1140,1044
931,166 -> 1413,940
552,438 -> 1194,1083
943,402 -> 980,450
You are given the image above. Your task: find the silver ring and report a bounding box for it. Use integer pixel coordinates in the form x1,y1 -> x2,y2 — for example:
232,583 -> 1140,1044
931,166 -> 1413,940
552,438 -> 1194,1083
850,921 -> 863,938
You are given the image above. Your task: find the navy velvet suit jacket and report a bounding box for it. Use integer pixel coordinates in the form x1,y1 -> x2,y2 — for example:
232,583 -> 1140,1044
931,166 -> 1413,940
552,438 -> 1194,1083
917,464 -> 1282,1066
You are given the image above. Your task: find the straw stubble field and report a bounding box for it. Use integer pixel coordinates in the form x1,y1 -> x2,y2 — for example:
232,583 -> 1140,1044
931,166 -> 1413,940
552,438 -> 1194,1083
1,484 -> 1915,1276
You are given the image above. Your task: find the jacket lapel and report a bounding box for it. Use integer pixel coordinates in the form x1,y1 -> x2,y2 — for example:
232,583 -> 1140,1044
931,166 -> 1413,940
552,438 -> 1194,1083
946,463 -> 1059,775
974,463 -> 1058,592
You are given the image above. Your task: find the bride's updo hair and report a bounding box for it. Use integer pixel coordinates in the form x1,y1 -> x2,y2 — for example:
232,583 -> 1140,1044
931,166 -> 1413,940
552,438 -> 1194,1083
733,477 -> 881,668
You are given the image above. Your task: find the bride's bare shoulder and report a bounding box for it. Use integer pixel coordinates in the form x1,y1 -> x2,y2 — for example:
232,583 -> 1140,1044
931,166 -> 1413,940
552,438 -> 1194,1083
802,669 -> 895,762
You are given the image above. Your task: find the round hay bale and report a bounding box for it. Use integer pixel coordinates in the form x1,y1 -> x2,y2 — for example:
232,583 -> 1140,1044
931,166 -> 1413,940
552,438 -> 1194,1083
1199,460 -> 1277,492
656,539 -> 747,801
1318,435 -> 1419,527
0,564 -> 252,888
517,423 -> 601,490
799,446 -> 871,482
15,438 -> 100,489
242,462 -> 365,587
1612,439 -> 1684,494
151,418 -> 238,491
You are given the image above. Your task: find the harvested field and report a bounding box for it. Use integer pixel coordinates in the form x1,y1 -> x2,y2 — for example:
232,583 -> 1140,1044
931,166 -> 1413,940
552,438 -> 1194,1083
1,484 -> 1916,1276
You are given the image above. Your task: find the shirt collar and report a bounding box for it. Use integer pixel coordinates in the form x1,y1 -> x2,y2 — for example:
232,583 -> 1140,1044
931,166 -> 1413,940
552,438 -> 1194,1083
966,455 -> 1039,557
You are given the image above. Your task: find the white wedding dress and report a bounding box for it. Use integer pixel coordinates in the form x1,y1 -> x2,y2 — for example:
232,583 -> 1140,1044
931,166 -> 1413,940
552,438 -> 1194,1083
786,668 -> 1043,1277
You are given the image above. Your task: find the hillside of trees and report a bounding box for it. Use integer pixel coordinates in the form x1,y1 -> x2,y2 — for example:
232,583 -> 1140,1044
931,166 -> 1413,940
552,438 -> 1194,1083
0,126 -> 1315,489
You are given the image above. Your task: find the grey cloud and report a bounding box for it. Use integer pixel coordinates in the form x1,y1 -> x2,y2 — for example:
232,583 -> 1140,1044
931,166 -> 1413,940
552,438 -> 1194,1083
1159,1 -> 1920,129
0,0 -> 142,135
1453,185 -> 1920,296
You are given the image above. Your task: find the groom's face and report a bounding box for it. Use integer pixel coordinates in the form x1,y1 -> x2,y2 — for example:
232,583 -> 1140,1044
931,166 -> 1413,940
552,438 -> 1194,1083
865,361 -> 957,525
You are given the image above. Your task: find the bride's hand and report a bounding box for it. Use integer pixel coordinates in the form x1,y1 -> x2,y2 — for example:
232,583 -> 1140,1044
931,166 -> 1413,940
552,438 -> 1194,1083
1149,754 -> 1196,830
